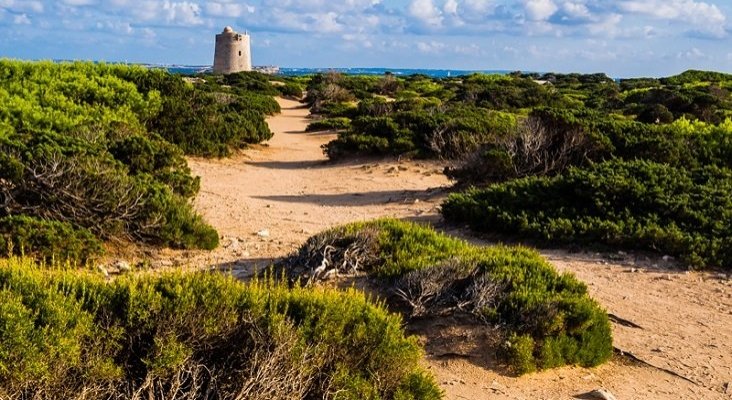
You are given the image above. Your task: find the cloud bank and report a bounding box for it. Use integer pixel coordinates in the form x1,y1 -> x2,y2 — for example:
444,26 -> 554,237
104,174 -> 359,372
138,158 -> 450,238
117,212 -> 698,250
0,0 -> 730,76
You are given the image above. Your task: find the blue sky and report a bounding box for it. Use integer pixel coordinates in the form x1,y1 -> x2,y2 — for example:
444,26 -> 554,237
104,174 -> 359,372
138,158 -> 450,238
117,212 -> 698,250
1,0 -> 731,77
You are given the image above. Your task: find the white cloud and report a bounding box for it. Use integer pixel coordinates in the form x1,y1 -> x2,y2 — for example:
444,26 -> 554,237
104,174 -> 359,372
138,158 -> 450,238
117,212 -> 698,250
311,12 -> 342,33
677,47 -> 707,60
0,0 -> 43,13
162,1 -> 202,25
443,0 -> 458,15
416,40 -> 446,53
525,0 -> 558,21
96,20 -> 134,34
587,13 -> 622,37
619,0 -> 726,36
408,0 -> 443,27
561,1 -> 591,20
205,2 -> 255,18
61,0 -> 96,5
13,13 -> 30,24
454,42 -> 481,55
464,0 -> 494,14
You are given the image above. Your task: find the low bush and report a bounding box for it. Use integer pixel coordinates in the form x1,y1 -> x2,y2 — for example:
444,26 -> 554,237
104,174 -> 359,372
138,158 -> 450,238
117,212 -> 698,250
147,90 -> 274,157
0,216 -> 103,262
306,117 -> 352,132
443,159 -> 732,269
447,108 -> 608,185
282,219 -> 612,374
0,258 -> 440,400
0,60 -> 228,257
325,116 -> 416,159
324,107 -> 518,161
279,82 -> 304,98
221,71 -> 282,96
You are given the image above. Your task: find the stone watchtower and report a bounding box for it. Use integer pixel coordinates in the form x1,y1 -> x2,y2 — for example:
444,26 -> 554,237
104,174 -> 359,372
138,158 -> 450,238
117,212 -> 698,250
213,26 -> 252,74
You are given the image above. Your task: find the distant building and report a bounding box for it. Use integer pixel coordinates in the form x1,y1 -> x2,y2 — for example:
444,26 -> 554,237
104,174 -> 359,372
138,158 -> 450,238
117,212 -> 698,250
253,66 -> 280,75
213,26 -> 251,74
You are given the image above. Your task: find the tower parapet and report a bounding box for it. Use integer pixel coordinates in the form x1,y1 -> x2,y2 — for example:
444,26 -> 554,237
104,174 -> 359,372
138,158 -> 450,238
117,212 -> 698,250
213,26 -> 252,74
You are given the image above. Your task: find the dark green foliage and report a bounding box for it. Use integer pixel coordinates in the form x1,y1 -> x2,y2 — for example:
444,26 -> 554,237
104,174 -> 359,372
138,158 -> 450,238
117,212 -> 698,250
306,117 -> 352,132
279,82 -> 304,98
221,71 -> 282,95
0,216 -> 103,262
145,88 -> 275,157
0,258 -> 437,399
326,116 -> 415,159
324,102 -> 519,160
109,134 -> 200,198
458,74 -> 564,110
319,102 -> 360,118
443,160 -> 732,269
284,220 -> 613,374
636,104 -> 674,124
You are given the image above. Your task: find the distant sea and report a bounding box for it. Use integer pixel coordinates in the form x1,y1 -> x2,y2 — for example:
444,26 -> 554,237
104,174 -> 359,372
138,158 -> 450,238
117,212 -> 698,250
159,65 -> 512,78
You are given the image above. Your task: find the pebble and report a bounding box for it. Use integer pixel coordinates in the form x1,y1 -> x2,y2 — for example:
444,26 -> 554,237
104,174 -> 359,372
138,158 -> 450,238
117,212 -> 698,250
112,260 -> 132,272
588,389 -> 617,400
256,229 -> 270,238
490,380 -> 507,392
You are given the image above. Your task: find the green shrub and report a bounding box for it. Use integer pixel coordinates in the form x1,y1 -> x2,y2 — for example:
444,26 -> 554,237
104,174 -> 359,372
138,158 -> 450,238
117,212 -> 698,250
324,116 -> 416,159
0,60 -> 227,257
0,258 -> 437,400
317,102 -> 359,118
306,117 -> 352,132
147,90 -> 274,157
279,82 -> 304,98
443,159 -> 732,269
506,334 -> 536,374
108,134 -> 200,198
284,219 -> 613,374
0,216 -> 103,262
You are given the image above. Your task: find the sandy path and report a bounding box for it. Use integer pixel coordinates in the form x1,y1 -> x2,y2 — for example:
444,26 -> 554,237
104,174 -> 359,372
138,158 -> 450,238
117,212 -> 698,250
180,98 -> 731,399
185,98 -> 449,272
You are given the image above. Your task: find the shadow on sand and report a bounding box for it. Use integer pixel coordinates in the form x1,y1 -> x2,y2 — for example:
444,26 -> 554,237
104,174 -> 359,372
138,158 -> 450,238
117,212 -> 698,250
253,188 -> 446,207
245,159 -> 330,170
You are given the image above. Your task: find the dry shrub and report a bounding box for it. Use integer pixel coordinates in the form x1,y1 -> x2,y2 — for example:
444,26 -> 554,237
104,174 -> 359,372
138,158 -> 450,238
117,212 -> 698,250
394,261 -> 505,320
447,115 -> 597,185
281,227 -> 381,284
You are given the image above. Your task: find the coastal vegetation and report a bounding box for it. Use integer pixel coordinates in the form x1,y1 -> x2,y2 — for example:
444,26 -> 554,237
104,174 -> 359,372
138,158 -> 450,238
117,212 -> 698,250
283,219 -> 613,374
303,70 -> 732,269
0,60 -> 280,259
3,59 -> 730,397
0,257 -> 439,400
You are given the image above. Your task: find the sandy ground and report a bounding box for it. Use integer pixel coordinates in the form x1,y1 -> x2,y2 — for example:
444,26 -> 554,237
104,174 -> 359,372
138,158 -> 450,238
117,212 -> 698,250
172,98 -> 731,399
